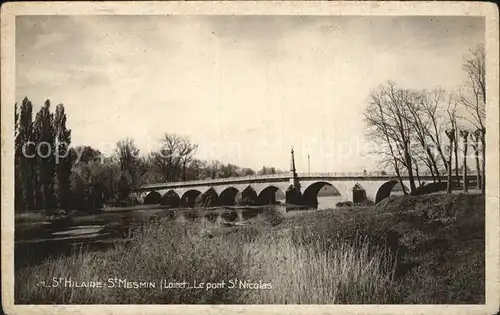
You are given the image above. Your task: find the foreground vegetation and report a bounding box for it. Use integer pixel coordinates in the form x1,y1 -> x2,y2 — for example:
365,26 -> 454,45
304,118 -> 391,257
16,193 -> 484,304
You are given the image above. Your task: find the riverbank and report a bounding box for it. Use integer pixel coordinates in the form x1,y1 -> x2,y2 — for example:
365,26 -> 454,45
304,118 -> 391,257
15,193 -> 484,304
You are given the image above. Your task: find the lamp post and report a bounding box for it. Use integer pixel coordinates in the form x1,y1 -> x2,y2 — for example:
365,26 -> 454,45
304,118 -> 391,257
308,154 -> 310,173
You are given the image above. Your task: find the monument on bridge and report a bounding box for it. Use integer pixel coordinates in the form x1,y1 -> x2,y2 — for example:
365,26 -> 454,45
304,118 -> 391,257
285,148 -> 303,207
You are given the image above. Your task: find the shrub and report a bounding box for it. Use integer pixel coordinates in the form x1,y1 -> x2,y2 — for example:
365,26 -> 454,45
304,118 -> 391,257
336,201 -> 355,208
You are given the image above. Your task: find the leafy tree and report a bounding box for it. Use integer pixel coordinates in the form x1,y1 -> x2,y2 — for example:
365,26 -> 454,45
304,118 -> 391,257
186,159 -> 207,180
117,170 -> 133,203
54,104 -> 73,210
15,102 -> 25,211
71,146 -> 102,164
220,163 -> 240,178
257,166 -> 285,175
93,158 -> 122,203
152,133 -> 190,182
69,171 -> 86,211
239,167 -> 256,176
115,138 -> 140,187
15,98 -> 37,210
34,100 -> 57,210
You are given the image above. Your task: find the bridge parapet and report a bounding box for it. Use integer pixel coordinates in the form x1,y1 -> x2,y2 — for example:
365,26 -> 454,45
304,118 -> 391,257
137,172 -> 292,191
135,171 -> 479,191
297,172 -> 397,177
298,171 -> 478,177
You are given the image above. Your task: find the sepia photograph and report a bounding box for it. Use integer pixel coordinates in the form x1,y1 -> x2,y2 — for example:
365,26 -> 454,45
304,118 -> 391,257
1,1 -> 499,314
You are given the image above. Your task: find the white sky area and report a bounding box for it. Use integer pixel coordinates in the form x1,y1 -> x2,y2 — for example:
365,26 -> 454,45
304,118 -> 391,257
16,15 -> 484,172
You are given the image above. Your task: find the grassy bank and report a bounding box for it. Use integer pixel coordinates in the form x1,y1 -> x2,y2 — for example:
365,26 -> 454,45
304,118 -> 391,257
15,193 -> 484,304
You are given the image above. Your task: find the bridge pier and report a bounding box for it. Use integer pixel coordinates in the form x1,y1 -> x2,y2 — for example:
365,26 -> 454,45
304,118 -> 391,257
161,191 -> 181,208
236,209 -> 243,222
285,187 -> 303,210
235,188 -> 258,206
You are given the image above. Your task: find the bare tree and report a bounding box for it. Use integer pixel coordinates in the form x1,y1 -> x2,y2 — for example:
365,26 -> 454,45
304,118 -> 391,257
364,82 -> 417,194
405,89 -> 443,182
447,96 -> 460,187
178,138 -> 198,181
458,44 -> 485,193
189,159 -> 205,180
470,129 -> 482,190
417,149 -> 436,181
153,133 -> 184,182
460,130 -> 470,192
115,138 -> 140,187
411,155 -> 422,186
420,88 -> 449,173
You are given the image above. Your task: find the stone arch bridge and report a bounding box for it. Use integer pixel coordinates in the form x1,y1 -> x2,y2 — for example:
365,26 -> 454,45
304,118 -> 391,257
131,172 -> 468,209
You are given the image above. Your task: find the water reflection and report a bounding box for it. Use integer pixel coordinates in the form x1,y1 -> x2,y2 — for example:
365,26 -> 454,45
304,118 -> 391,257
15,207 -> 264,268
52,225 -> 104,236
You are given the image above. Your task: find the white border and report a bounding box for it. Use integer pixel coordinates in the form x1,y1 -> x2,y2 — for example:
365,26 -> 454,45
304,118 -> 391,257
1,2 -> 499,315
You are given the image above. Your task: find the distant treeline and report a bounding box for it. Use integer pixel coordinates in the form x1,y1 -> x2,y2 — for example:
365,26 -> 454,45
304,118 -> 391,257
14,99 -> 285,213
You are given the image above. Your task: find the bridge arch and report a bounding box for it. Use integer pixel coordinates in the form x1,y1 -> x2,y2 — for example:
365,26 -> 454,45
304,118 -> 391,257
257,185 -> 286,206
161,190 -> 180,208
235,186 -> 258,206
374,180 -> 408,203
195,188 -> 219,207
144,191 -> 161,205
352,182 -> 367,203
302,181 -> 342,209
180,189 -> 202,208
219,187 -> 239,206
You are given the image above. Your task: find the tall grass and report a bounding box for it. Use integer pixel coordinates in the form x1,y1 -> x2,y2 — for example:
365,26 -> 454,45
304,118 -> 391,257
240,228 -> 397,304
16,215 -> 397,304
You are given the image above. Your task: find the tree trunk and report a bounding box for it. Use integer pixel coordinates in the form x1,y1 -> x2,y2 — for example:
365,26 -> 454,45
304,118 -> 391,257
463,138 -> 468,193
447,153 -> 453,193
424,156 -> 436,183
427,149 -> 441,183
447,141 -> 454,194
429,162 -> 436,182
438,148 -> 448,173
413,157 -> 421,186
454,135 -> 459,188
481,132 -> 486,194
475,153 -> 481,190
404,149 -> 417,194
473,137 -> 481,191
395,167 -> 407,195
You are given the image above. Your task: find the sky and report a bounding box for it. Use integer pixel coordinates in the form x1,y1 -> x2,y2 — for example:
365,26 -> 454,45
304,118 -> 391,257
16,15 -> 484,172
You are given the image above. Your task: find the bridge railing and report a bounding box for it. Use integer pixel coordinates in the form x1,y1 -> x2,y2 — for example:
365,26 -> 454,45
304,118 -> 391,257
298,171 -> 478,177
297,172 -> 394,177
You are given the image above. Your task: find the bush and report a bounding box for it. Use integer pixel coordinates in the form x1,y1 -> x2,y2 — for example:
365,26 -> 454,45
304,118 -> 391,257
258,206 -> 284,226
414,182 -> 447,195
336,201 -> 354,208
234,193 -> 255,206
355,199 -> 375,207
